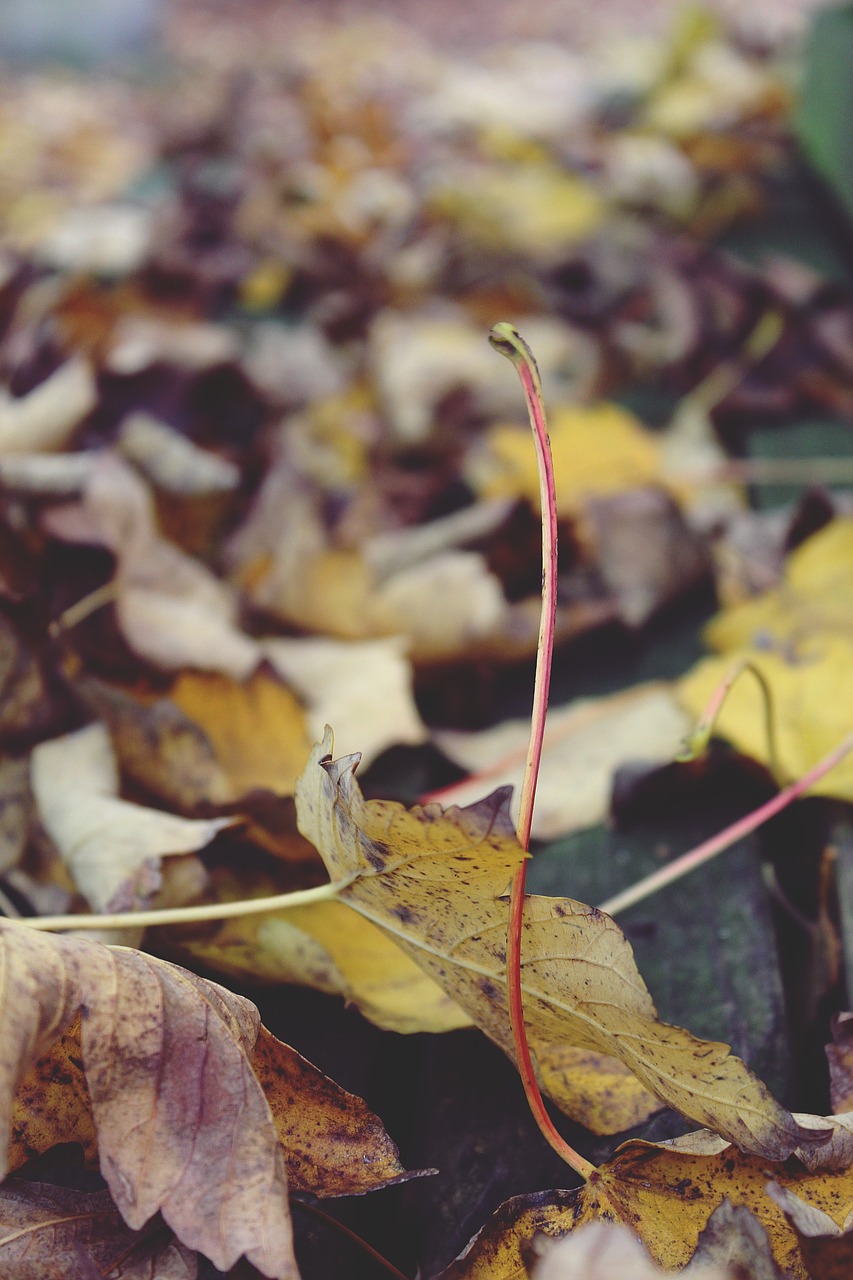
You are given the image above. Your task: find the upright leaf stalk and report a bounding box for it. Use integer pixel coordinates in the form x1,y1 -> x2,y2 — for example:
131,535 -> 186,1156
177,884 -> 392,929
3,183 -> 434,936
488,322 -> 595,1181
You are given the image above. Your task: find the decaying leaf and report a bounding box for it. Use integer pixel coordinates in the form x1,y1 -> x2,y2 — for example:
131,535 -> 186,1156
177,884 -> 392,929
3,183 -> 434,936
439,1135 -> 853,1280
0,1180 -> 197,1280
295,731 -> 821,1153
827,1013 -> 853,1114
0,358 -> 97,455
524,1217 -> 732,1280
172,886 -> 471,1035
0,921 -> 296,1277
1,921 -> 416,1275
30,722 -> 233,911
766,1182 -> 853,1280
433,683 -> 691,839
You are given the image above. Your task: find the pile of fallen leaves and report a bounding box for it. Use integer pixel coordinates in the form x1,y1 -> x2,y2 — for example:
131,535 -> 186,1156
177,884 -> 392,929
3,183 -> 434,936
2,2 -> 853,1276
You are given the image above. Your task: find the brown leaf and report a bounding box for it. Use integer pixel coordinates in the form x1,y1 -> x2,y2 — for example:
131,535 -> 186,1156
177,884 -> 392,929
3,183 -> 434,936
295,731 -> 819,1156
0,921 -> 296,1276
827,1013 -> 853,1114
9,995 -> 416,1200
0,1179 -> 197,1280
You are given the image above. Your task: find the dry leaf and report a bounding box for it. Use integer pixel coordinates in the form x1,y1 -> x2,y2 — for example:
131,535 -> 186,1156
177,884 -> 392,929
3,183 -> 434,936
0,921 -> 297,1277
0,1180 -> 197,1280
827,1014 -> 853,1114
261,635 -> 427,767
702,517 -> 853,655
295,731 -> 820,1153
30,722 -> 234,911
440,1136 -> 853,1280
167,871 -> 471,1035
525,1219 -> 732,1280
118,413 -> 241,496
766,1182 -> 853,1280
0,358 -> 97,455
10,1015 -> 415,1200
433,684 -> 691,839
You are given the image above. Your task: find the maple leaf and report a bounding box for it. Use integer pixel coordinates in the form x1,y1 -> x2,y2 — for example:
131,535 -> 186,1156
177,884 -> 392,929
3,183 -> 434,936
295,730 -> 821,1157
0,920 -> 415,1277
0,1180 -> 197,1280
438,1132 -> 853,1279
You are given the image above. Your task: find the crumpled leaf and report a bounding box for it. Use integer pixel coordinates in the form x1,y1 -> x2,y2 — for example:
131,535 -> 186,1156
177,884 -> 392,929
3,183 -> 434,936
678,637 -> 853,801
525,1217 -> 732,1280
433,683 -> 691,840
0,921 -> 297,1277
30,722 -> 233,911
439,1133 -> 853,1280
295,730 -> 821,1155
766,1182 -> 853,1280
827,1013 -> 853,1113
0,1179 -> 197,1280
10,1015 -> 416,1200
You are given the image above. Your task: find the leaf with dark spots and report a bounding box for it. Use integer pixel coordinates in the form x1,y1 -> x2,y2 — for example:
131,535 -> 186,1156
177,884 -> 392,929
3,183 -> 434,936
296,731 -> 816,1153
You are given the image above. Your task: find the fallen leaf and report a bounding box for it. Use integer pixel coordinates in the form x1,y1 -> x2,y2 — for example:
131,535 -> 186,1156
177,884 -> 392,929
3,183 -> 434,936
168,873 -> 471,1035
117,413 -> 241,496
686,1198 -> 784,1279
827,1013 -> 853,1114
766,1181 -> 853,1280
167,667 -> 314,799
678,638 -> 853,800
0,757 -> 32,873
30,722 -> 234,911
467,402 -> 662,516
261,635 -> 427,766
0,921 -> 297,1276
10,1014 -> 416,1200
439,1136 -> 853,1280
433,683 -> 691,839
295,730 -> 820,1153
0,1179 -> 197,1280
525,1218 -> 731,1280
0,358 -> 97,455
702,517 -> 853,655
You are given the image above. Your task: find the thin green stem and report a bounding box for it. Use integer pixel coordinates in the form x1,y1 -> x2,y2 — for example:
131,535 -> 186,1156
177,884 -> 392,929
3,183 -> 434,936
489,322 -> 595,1183
678,656 -> 785,785
16,879 -> 341,933
600,730 -> 853,917
48,580 -> 119,638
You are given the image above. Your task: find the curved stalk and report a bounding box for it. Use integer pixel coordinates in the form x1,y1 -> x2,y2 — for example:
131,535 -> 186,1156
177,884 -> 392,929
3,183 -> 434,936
489,322 -> 595,1182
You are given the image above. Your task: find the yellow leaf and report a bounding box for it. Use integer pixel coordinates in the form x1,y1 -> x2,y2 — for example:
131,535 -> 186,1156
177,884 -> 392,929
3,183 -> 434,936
678,639 -> 853,801
441,1136 -> 853,1279
704,518 -> 853,655
429,163 -> 604,257
468,402 -> 662,515
169,667 -> 314,799
295,731 -> 821,1155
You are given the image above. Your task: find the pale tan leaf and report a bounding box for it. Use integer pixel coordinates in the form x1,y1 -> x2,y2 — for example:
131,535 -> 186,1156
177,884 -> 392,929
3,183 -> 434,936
0,358 -> 96,455
433,683 -> 691,839
30,723 -> 233,912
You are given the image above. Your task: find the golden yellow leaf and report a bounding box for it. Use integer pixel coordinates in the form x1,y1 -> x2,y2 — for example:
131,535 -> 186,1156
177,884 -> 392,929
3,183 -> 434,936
169,667 -> 313,799
704,518 -> 853,655
172,876 -> 472,1035
678,639 -> 853,801
468,403 -> 662,515
295,731 -> 820,1155
441,1138 -> 853,1279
